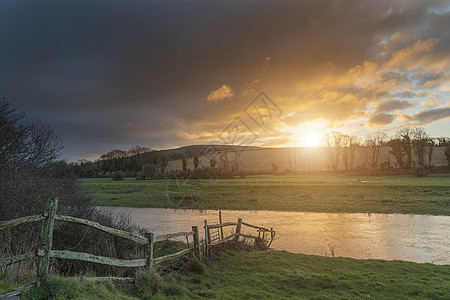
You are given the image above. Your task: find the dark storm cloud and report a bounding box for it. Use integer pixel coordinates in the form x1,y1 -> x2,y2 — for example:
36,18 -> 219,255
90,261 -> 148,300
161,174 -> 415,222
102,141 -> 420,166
0,0 -> 449,160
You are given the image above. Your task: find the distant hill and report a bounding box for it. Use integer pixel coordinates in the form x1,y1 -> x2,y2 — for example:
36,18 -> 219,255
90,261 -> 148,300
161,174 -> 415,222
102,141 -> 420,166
165,145 -> 448,173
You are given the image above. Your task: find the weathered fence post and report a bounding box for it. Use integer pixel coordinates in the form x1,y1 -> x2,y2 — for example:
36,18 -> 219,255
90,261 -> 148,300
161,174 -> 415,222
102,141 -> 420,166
203,220 -> 208,258
235,218 -> 242,242
145,232 -> 154,269
219,211 -> 224,240
37,197 -> 58,285
192,226 -> 201,260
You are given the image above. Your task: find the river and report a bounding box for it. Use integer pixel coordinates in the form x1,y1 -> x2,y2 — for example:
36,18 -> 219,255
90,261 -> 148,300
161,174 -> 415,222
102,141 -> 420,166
99,207 -> 450,265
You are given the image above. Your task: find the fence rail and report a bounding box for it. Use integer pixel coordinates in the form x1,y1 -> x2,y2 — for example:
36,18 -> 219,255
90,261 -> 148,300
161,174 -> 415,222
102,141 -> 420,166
0,198 -> 201,298
203,212 -> 276,257
1,202 -> 273,298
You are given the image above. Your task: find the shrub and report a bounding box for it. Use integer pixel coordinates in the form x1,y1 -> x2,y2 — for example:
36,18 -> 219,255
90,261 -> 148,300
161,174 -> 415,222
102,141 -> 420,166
111,171 -> 125,181
186,259 -> 206,275
0,100 -> 141,280
142,164 -> 157,179
135,269 -> 162,296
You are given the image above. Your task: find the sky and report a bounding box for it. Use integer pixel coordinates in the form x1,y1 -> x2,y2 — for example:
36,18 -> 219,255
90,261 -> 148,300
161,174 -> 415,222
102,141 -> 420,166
1,0 -> 449,161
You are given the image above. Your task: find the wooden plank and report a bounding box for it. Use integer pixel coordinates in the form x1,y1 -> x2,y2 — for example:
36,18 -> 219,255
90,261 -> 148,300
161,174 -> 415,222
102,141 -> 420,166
239,233 -> 257,240
192,226 -> 201,259
154,231 -> 194,242
268,229 -> 275,247
219,211 -> 224,239
50,250 -> 146,268
242,222 -> 271,232
0,215 -> 44,231
0,281 -> 37,298
56,215 -> 148,245
204,220 -> 208,258
207,222 -> 237,229
0,252 -> 35,267
82,277 -> 134,283
209,233 -> 239,246
235,218 -> 242,242
37,197 -> 58,285
145,232 -> 154,269
153,248 -> 191,264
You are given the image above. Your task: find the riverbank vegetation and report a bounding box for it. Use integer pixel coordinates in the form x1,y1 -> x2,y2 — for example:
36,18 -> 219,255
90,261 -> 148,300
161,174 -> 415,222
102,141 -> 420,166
82,174 -> 450,215
3,250 -> 448,299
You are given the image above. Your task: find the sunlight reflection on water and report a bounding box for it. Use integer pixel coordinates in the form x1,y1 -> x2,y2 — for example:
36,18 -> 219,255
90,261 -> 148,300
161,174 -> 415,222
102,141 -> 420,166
98,207 -> 449,265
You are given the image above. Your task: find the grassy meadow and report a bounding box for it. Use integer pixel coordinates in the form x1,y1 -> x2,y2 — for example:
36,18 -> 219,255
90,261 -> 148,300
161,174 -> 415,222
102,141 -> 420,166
81,174 -> 450,215
10,250 -> 450,299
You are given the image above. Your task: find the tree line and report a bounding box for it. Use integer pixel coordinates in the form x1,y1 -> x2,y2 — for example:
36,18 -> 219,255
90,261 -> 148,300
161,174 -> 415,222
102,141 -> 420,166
322,128 -> 450,173
72,127 -> 450,179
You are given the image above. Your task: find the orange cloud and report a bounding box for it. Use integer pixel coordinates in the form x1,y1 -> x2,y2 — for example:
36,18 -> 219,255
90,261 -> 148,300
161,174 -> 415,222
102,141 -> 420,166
384,38 -> 439,69
207,85 -> 234,102
421,100 -> 438,107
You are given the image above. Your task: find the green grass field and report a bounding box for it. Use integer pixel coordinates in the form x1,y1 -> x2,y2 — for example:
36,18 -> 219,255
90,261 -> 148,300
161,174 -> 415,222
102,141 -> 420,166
81,174 -> 450,215
15,250 -> 450,299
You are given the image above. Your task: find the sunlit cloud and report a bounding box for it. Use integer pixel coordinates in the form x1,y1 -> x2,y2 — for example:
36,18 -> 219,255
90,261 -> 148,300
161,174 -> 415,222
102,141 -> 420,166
376,100 -> 413,113
1,0 -> 449,159
421,100 -> 439,107
207,85 -> 234,102
369,113 -> 395,126
403,107 -> 450,125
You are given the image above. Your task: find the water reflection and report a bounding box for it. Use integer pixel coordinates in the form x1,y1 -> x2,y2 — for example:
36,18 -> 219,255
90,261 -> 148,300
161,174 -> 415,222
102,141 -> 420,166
99,207 -> 449,265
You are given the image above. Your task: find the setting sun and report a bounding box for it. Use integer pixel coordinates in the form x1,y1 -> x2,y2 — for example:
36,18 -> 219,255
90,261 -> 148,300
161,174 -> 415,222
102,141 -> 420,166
304,132 -> 321,147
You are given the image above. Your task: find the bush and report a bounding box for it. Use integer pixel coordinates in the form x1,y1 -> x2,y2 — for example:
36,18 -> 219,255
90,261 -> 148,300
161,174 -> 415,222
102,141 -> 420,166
135,269 -> 162,296
142,164 -> 157,179
111,171 -> 125,181
0,100 -> 141,280
186,259 -> 206,275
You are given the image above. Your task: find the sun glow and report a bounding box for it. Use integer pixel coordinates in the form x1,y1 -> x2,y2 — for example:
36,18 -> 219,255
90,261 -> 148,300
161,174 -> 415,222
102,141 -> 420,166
304,132 -> 321,147
289,121 -> 327,147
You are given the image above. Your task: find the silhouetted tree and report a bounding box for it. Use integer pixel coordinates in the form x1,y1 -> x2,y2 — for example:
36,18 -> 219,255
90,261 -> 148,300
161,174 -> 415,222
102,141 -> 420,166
182,158 -> 187,174
364,132 -> 387,169
193,155 -> 199,170
210,158 -> 216,168
322,131 -> 346,172
411,127 -> 430,168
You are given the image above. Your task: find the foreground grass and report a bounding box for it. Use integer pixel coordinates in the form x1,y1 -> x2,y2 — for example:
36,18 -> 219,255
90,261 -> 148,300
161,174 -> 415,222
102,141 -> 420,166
13,250 -> 450,299
81,174 -> 450,215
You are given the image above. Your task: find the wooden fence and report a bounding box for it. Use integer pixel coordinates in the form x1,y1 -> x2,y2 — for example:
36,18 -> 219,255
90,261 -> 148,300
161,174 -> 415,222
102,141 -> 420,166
0,200 -> 275,298
0,198 -> 201,297
203,214 -> 276,258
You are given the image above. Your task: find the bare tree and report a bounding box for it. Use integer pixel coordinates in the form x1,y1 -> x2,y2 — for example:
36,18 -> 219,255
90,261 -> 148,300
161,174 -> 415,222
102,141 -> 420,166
341,135 -> 358,171
399,128 -> 413,168
210,157 -> 216,168
193,155 -> 199,170
389,128 -> 413,169
411,127 -> 429,168
364,132 -> 387,169
322,131 -> 346,172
